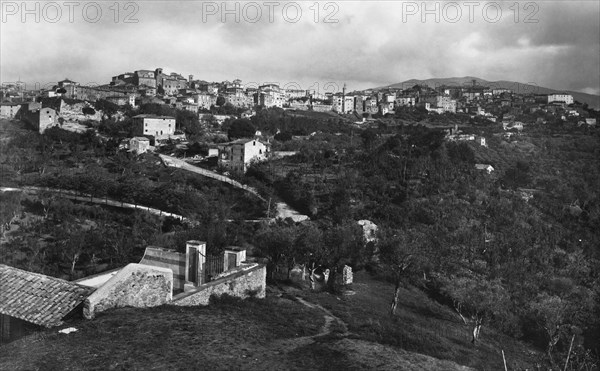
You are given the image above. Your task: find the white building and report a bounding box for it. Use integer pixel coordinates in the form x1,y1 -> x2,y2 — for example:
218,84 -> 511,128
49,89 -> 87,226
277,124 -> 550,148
547,93 -> 574,105
133,114 -> 176,140
475,164 -> 494,174
420,95 -> 456,113
332,94 -> 354,113
218,138 -> 269,173
258,84 -> 283,108
0,103 -> 21,119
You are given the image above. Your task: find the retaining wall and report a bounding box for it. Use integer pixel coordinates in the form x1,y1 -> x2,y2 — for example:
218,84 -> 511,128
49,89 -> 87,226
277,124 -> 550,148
172,264 -> 266,306
83,263 -> 173,319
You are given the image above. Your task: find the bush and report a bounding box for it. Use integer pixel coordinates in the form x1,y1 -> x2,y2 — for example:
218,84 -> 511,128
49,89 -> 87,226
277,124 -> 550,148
274,131 -> 292,142
82,106 -> 96,115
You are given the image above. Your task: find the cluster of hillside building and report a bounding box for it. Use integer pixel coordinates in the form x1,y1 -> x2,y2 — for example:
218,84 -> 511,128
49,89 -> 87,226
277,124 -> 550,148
1,71 -> 596,176
1,69 -> 594,121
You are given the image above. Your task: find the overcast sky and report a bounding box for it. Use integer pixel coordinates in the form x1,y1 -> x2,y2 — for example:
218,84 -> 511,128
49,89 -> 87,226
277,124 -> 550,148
1,1 -> 598,95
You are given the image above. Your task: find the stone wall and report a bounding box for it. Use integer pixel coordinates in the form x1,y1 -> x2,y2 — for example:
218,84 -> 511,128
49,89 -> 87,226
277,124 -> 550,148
139,247 -> 187,291
83,263 -> 173,319
172,264 -> 266,306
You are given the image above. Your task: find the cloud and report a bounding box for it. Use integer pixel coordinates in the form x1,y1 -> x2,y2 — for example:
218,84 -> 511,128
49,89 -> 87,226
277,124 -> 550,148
0,1 -> 598,94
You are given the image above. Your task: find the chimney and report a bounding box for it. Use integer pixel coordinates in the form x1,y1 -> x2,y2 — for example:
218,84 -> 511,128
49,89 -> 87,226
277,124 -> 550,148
189,75 -> 193,83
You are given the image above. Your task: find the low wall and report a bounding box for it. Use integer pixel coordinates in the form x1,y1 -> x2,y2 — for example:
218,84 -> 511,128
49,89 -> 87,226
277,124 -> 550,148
84,263 -> 173,319
139,247 -> 187,291
3,186 -> 187,221
172,264 -> 266,306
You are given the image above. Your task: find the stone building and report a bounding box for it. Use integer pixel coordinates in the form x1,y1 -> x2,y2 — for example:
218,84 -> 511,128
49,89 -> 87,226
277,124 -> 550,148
258,84 -> 283,108
76,241 -> 265,318
0,103 -> 22,119
218,138 -> 269,173
130,137 -> 150,154
38,107 -> 58,133
133,114 -> 176,140
134,70 -> 157,88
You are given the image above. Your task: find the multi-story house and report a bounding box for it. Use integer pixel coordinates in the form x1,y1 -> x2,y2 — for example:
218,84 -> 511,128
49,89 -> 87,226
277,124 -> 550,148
258,84 -> 283,108
547,93 -> 574,105
133,114 -> 176,140
395,96 -> 416,107
224,86 -> 249,107
134,70 -> 157,88
194,92 -> 217,110
364,96 -> 378,113
218,138 -> 269,173
420,95 -> 456,113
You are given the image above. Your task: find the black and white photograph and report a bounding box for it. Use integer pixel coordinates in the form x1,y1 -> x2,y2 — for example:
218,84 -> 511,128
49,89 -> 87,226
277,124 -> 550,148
1,0 -> 599,369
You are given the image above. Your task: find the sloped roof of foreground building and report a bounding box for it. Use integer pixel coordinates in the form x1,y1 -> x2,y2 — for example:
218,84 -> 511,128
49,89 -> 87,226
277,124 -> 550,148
0,264 -> 94,327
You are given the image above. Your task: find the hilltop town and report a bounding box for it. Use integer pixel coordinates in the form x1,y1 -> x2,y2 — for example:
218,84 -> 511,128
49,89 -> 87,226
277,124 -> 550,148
1,69 -> 599,370
2,69 -> 597,127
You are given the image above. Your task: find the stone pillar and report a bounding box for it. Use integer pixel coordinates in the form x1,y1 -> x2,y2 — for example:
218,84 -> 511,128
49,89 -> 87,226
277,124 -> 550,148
185,240 -> 206,286
223,248 -> 246,271
342,265 -> 353,285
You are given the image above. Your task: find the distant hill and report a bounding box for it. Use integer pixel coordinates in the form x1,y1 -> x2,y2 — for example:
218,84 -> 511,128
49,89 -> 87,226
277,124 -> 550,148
377,76 -> 600,109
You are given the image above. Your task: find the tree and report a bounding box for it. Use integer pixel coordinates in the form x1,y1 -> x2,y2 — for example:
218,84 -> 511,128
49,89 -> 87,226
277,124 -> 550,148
274,131 -> 293,142
0,192 -> 22,237
254,222 -> 298,280
320,220 -> 365,289
447,142 -> 475,163
441,275 -> 510,344
216,95 -> 226,106
378,228 -> 426,315
227,119 -> 256,140
293,222 -> 324,276
529,293 -> 567,366
176,110 -> 202,137
361,128 -> 378,151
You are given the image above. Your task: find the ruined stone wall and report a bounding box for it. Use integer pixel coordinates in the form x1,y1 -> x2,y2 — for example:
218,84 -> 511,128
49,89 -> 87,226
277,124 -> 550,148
83,264 -> 173,319
59,101 -> 103,123
172,264 -> 266,306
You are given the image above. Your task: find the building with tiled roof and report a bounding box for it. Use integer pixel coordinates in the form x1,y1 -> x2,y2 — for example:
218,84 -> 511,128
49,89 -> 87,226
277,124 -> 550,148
217,138 -> 270,173
0,264 -> 94,342
132,114 -> 176,140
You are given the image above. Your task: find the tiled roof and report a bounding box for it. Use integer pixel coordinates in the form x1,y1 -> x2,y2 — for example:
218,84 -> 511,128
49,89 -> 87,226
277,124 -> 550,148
0,265 -> 94,327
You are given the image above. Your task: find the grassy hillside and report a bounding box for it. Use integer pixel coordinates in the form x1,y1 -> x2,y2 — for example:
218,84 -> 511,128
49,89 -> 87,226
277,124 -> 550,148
0,272 -> 542,370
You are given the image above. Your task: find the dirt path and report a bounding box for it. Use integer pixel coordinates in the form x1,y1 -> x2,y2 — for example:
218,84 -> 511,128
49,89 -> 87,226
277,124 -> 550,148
261,290 -> 475,371
270,295 -> 349,352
